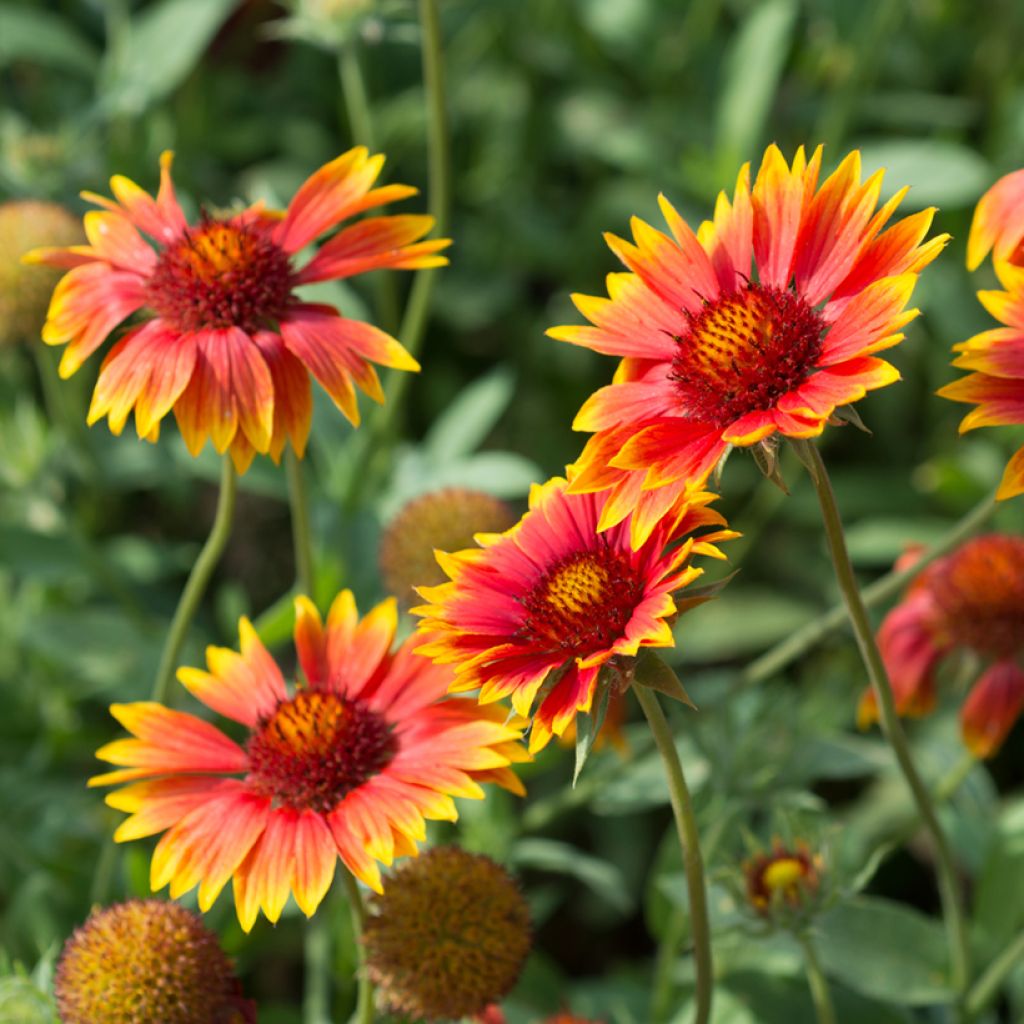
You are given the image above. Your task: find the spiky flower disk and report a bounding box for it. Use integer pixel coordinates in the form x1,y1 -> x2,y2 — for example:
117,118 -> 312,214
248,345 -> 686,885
0,201 -> 82,346
380,489 -> 515,607
54,898 -> 254,1024
363,846 -> 531,1021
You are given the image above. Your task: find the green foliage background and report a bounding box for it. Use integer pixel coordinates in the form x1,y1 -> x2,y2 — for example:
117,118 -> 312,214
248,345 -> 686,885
1,1 -> 1024,1021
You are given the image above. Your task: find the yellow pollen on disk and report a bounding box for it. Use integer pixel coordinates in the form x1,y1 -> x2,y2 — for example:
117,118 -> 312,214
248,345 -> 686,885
762,857 -> 806,893
263,691 -> 347,757
183,223 -> 249,279
544,557 -> 611,616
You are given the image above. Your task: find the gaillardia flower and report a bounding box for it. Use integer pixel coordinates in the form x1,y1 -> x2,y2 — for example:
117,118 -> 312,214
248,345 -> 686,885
28,148 -> 448,471
966,168 -> 1024,270
54,898 -> 255,1024
938,260 -> 1024,499
550,145 -> 947,545
91,593 -> 527,930
363,846 -> 531,1021
859,534 -> 1024,758
413,477 -> 734,752
744,840 -> 822,918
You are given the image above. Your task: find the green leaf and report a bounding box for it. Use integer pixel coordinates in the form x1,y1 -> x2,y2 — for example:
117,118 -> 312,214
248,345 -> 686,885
0,4 -> 99,76
100,0 -> 238,116
574,678 -> 612,786
511,838 -> 633,915
425,366 -> 516,463
715,0 -> 798,164
815,896 -> 954,1005
673,569 -> 739,615
857,139 -> 992,210
634,650 -> 696,708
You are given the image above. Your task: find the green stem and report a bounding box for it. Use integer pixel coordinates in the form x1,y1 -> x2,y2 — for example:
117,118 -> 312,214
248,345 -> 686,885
303,911 -> 332,1024
798,931 -> 837,1024
286,449 -> 315,598
634,685 -> 713,1024
740,489 -> 997,689
965,927 -> 1024,1019
793,438 -> 971,1001
340,870 -> 375,1024
935,750 -> 977,803
151,457 -> 236,703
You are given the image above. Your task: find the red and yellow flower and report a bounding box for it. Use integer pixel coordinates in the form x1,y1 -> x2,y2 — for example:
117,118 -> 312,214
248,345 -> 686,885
549,145 -> 947,545
966,168 -> 1024,271
28,148 -> 448,471
413,477 -> 734,752
743,840 -> 822,918
859,534 -> 1024,758
938,260 -> 1024,500
90,593 -> 527,931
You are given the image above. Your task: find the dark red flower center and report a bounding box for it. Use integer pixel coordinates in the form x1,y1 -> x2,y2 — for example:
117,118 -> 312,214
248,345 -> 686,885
146,219 -> 293,333
930,536 -> 1024,659
246,691 -> 397,814
670,283 -> 826,426
518,549 -> 643,653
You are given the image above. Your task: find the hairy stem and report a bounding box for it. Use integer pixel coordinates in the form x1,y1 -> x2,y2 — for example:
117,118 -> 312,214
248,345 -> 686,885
286,449 -> 315,599
798,931 -> 837,1024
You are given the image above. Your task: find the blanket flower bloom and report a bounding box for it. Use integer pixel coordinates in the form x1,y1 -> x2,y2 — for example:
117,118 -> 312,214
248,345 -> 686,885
90,593 -> 527,931
27,148 -> 448,471
858,535 -> 1024,758
413,477 -> 735,752
938,260 -> 1024,500
966,168 -> 1024,270
549,145 -> 948,545
744,840 -> 822,919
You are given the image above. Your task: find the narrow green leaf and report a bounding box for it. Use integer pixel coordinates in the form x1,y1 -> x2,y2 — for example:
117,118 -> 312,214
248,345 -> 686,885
425,366 -> 515,463
634,649 -> 695,708
574,678 -> 612,786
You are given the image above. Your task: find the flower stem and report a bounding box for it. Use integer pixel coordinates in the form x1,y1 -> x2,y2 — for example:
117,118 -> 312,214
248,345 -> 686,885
798,931 -> 837,1024
286,449 -> 315,599
965,926 -> 1024,1019
792,438 -> 971,1000
740,488 -> 996,689
303,911 -> 332,1024
340,870 -> 375,1024
634,684 -> 713,1024
151,456 -> 236,703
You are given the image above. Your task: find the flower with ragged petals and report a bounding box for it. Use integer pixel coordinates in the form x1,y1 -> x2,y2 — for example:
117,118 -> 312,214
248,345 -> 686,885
967,169 -> 1024,270
91,593 -> 527,931
938,259 -> 1024,500
54,898 -> 255,1024
363,846 -> 531,1021
744,840 -> 822,918
27,148 -> 448,471
859,534 -> 1024,758
549,145 -> 947,546
413,477 -> 735,752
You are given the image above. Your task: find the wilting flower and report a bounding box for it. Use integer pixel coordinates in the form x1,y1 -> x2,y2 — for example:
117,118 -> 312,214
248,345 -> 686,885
549,145 -> 947,545
54,898 -> 255,1024
0,200 -> 83,347
379,488 -> 516,608
414,477 -> 734,752
967,168 -> 1024,270
91,593 -> 527,930
364,846 -> 532,1021
938,259 -> 1024,499
744,840 -> 822,918
27,148 -> 448,471
859,534 -> 1024,758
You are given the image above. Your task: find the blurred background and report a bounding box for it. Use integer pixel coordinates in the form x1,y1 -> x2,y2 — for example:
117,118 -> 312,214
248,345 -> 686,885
2,1 -> 1024,1021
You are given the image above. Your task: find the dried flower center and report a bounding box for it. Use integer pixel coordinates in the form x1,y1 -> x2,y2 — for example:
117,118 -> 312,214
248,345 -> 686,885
147,219 -> 293,332
930,536 -> 1024,659
246,691 -> 397,814
670,283 -> 826,426
519,550 -> 642,652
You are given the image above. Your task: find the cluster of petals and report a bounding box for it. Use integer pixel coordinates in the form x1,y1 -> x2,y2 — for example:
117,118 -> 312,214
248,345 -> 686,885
413,475 -> 735,753
859,535 -> 1024,758
28,147 -> 448,471
550,144 -> 947,546
939,170 -> 1024,500
91,592 -> 527,931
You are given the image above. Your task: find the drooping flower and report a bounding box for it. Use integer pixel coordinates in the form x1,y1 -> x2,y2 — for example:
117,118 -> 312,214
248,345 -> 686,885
91,593 -> 527,931
413,477 -> 734,752
549,145 -> 947,545
27,148 -> 448,471
54,898 -> 255,1024
966,168 -> 1024,270
938,259 -> 1024,499
859,534 -> 1024,758
0,200 -> 83,347
743,840 -> 822,919
379,488 -> 516,608
363,846 -> 532,1021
